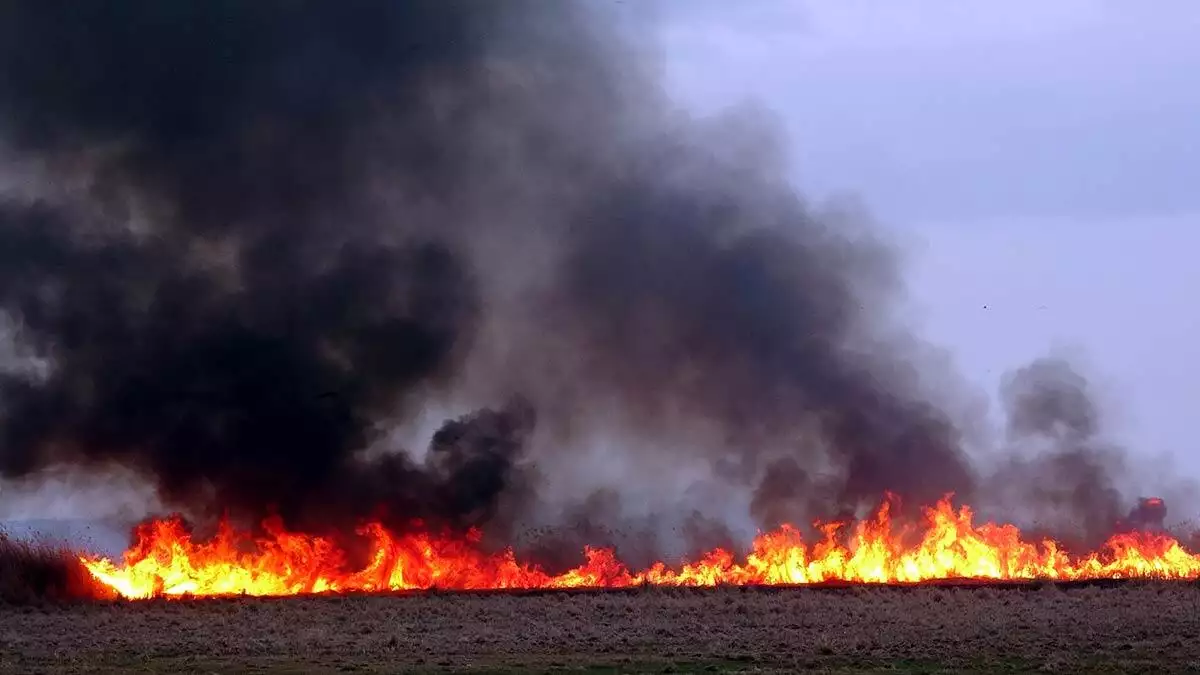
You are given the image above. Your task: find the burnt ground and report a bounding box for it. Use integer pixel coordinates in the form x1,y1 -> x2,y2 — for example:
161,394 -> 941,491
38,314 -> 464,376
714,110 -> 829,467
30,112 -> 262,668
1,582 -> 1198,673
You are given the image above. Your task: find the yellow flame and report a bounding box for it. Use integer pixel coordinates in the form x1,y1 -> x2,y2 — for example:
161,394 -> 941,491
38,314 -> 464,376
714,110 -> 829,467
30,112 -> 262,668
81,495 -> 1200,599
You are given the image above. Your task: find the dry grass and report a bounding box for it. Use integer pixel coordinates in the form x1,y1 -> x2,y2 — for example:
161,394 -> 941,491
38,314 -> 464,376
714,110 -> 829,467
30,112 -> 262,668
1,582 -> 1198,673
0,534 -> 102,605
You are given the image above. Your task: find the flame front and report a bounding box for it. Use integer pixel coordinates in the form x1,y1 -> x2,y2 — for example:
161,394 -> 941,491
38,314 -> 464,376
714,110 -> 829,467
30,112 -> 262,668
81,496 -> 1200,599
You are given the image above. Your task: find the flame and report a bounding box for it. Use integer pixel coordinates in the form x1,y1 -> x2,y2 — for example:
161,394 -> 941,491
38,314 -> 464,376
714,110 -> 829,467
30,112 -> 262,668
81,495 -> 1200,599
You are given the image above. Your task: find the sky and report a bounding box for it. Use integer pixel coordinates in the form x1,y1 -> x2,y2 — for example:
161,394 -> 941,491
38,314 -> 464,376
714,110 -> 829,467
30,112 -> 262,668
660,0 -> 1200,477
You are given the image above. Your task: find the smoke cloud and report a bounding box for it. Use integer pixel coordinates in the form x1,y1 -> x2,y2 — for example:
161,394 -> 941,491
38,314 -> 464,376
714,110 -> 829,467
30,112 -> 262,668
975,357 -> 1132,547
0,1 -> 1159,554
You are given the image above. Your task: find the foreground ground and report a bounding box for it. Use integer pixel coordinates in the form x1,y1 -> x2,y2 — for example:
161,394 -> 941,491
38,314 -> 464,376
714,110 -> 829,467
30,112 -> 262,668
1,582 -> 1198,673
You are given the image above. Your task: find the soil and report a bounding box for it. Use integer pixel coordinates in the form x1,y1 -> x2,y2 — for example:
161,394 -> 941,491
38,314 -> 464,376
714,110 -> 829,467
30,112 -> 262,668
1,582 -> 1198,673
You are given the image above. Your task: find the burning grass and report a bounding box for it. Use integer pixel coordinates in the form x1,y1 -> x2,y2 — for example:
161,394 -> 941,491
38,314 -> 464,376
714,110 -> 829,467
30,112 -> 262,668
77,495 -> 1200,599
0,582 -> 1197,673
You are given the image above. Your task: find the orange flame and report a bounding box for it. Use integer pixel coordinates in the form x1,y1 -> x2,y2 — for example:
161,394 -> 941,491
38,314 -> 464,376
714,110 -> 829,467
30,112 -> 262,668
81,496 -> 1200,599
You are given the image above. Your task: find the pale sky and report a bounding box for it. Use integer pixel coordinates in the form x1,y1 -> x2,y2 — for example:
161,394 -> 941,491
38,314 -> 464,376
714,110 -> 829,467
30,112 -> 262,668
661,1 -> 1200,475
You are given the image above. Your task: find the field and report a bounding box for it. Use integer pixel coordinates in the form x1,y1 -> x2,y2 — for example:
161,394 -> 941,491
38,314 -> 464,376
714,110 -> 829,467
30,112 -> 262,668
1,582 -> 1198,674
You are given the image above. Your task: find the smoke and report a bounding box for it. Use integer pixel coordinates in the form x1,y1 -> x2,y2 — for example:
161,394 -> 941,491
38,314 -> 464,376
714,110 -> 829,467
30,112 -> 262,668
0,1 -> 1158,555
978,357 -> 1132,547
0,0 -> 555,535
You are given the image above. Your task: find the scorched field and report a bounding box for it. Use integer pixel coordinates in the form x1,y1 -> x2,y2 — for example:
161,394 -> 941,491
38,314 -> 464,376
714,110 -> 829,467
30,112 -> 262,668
2,583 -> 1199,674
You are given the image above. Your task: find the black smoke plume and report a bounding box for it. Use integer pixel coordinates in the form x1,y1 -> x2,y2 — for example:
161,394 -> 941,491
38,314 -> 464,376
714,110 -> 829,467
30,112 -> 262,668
0,1 -> 1142,552
0,1 -> 554,535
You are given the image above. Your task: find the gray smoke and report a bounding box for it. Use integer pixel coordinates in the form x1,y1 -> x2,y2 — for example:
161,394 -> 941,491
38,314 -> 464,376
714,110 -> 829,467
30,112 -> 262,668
0,1 -> 1164,559
979,357 -> 1132,547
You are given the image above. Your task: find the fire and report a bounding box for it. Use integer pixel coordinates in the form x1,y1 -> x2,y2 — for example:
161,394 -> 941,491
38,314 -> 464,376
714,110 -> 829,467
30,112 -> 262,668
81,495 -> 1200,599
